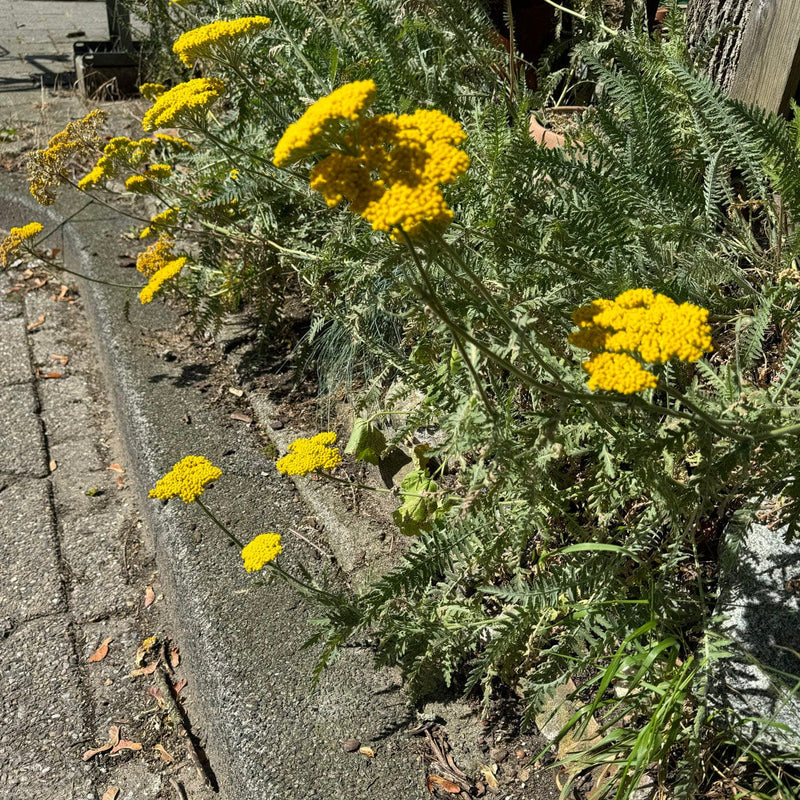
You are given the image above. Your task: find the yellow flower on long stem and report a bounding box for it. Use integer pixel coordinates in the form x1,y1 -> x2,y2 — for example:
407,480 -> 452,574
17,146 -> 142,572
142,78 -> 226,132
241,533 -> 283,572
273,80 -> 377,167
570,289 -> 712,393
276,432 -> 342,476
173,16 -> 271,67
1,222 -> 43,267
139,256 -> 187,304
149,455 -> 222,502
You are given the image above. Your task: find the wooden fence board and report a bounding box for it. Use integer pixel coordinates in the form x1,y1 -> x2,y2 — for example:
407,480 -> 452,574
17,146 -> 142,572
730,0 -> 800,114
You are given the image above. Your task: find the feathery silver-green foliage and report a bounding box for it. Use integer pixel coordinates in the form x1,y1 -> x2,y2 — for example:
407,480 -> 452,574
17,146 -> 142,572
119,1 -> 800,796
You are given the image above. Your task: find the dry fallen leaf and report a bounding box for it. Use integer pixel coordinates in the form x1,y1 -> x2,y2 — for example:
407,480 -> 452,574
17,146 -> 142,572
110,738 -> 143,754
81,726 -> 120,761
479,765 -> 499,792
107,463 -> 125,474
26,314 -> 46,331
37,370 -> 64,379
101,786 -> 119,800
130,662 -> 158,678
82,742 -> 113,761
358,746 -> 375,757
173,678 -> 187,693
154,743 -> 174,763
88,637 -> 113,663
229,412 -> 253,424
169,646 -> 180,668
50,353 -> 69,366
426,774 -> 461,794
49,460 -> 57,472
143,586 -> 155,608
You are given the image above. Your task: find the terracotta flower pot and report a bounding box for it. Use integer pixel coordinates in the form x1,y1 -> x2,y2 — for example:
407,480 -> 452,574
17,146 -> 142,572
529,106 -> 586,149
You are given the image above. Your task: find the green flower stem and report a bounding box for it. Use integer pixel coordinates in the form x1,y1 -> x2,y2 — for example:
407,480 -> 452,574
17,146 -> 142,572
266,561 -> 337,600
754,420 -> 800,440
662,386 -> 746,439
195,497 -> 245,548
541,0 -> 617,35
22,244 -> 142,289
400,229 -> 496,414
316,470 -> 441,501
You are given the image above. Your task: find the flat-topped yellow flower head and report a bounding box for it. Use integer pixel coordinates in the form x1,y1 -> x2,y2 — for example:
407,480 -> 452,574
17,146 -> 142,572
173,16 -> 271,67
139,256 -> 186,304
276,432 -> 342,476
149,456 -> 222,502
241,533 -> 283,572
1,222 -> 43,267
570,289 -> 713,393
142,78 -> 225,131
307,104 -> 469,239
273,80 -> 377,167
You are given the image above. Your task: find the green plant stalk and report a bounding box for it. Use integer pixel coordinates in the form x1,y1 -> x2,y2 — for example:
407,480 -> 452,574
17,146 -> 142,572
195,497 -> 337,599
21,243 -> 143,289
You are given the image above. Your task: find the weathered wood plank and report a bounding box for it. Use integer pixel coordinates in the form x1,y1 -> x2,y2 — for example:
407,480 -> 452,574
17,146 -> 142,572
730,0 -> 800,114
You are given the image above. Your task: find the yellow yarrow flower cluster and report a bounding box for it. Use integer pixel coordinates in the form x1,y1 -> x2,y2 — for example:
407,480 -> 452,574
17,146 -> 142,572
139,256 -> 186,304
146,163 -> 172,179
278,83 -> 469,238
276,432 -> 342,476
1,222 -> 43,267
311,108 -> 469,238
173,16 -> 271,67
139,82 -> 166,101
142,78 -> 225,132
126,175 -> 152,193
273,80 -> 377,167
570,289 -> 713,393
241,533 -> 283,572
154,132 -> 195,151
582,352 -> 658,394
26,109 -> 105,204
79,136 -> 160,190
149,455 -> 221,502
136,234 -> 180,276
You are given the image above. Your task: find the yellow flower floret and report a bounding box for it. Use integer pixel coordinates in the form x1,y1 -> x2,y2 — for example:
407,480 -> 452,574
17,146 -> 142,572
139,256 -> 187,304
149,455 -> 221,502
273,80 -> 377,167
150,207 -> 178,230
276,431 -> 342,476
1,222 -> 43,267
241,533 -> 283,572
154,133 -> 195,151
173,16 -> 271,67
582,352 -> 658,394
570,289 -> 713,364
142,78 -> 226,132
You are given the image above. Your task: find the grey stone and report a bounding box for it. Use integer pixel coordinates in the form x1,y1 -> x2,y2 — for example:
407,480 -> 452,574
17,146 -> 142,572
0,317 -> 31,386
713,517 -> 800,759
0,382 -> 48,477
0,613 -> 93,799
0,478 -> 64,621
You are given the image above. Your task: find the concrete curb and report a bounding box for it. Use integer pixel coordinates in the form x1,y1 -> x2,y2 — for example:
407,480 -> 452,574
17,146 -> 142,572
1,173 -> 426,800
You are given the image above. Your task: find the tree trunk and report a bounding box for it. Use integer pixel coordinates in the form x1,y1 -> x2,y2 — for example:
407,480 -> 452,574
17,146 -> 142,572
685,0 -> 753,92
